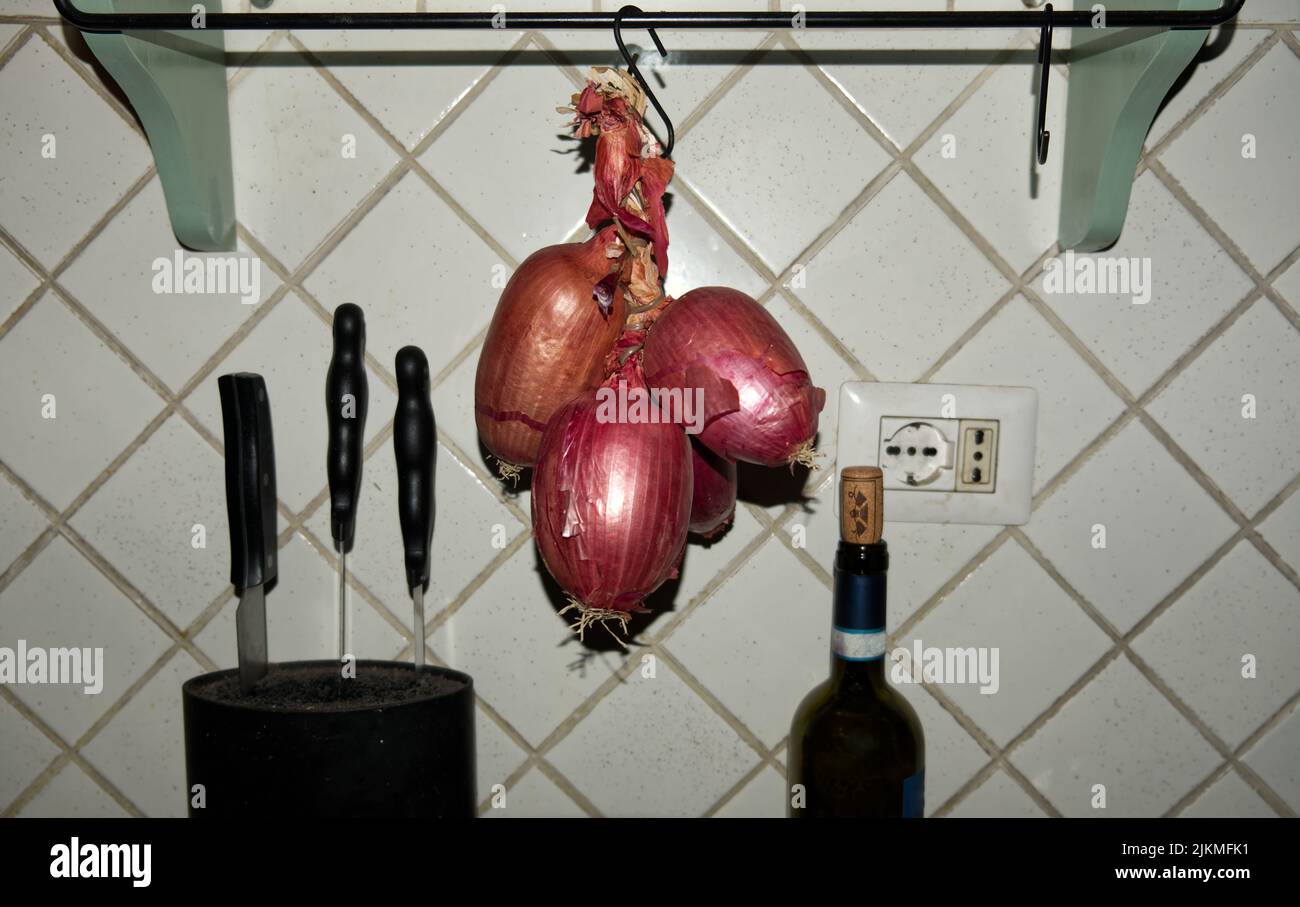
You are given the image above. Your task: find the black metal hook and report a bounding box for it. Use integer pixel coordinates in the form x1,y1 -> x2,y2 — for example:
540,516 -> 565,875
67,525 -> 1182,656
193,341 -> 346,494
613,5 -> 675,158
1035,3 -> 1053,165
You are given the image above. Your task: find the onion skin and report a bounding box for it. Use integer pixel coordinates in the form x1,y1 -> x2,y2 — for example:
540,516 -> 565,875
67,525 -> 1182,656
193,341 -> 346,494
643,287 -> 826,467
689,439 -> 737,538
532,359 -> 692,613
475,227 -> 626,467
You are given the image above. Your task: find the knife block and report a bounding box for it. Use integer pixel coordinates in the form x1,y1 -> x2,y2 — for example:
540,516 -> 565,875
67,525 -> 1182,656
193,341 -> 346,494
182,660 -> 476,817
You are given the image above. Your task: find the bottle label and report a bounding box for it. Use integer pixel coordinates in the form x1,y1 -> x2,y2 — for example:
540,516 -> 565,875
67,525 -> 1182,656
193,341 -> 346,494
831,626 -> 886,661
903,769 -> 925,818
832,571 -> 885,662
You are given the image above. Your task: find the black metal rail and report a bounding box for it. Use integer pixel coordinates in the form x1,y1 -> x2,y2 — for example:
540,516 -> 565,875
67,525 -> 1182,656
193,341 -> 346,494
53,0 -> 1247,33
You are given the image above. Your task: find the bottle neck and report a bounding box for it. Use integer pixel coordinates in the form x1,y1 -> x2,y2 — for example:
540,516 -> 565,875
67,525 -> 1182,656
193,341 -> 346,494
829,540 -> 889,692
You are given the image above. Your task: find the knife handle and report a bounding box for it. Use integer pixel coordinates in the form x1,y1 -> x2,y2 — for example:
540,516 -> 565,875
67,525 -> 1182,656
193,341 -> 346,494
218,373 -> 278,593
326,303 -> 369,553
393,346 -> 435,594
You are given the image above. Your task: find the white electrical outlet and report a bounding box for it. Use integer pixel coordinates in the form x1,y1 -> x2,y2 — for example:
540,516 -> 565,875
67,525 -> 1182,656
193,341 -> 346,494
837,382 -> 1038,525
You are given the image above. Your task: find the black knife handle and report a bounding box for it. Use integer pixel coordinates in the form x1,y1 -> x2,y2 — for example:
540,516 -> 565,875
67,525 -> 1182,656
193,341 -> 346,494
393,346 -> 435,594
218,373 -> 278,593
326,303 -> 369,552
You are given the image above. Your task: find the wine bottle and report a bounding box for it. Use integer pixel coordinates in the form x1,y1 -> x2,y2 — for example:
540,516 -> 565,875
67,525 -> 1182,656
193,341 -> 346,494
787,466 -> 925,818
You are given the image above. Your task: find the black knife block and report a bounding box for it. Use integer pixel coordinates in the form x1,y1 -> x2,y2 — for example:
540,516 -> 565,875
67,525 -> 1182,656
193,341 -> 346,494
182,660 -> 476,817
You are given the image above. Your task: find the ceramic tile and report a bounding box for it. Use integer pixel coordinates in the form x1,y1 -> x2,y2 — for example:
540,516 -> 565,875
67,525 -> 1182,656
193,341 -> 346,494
665,536 -> 834,746
766,293 -> 860,489
1275,257 -> 1300,310
59,177 -> 278,392
0,241 -> 39,325
892,680 -> 990,816
1257,488 -> 1300,572
1012,657 -> 1221,817
712,764 -> 786,818
192,532 -> 407,667
305,443 -> 525,632
946,769 -> 1047,818
914,54 -> 1065,273
1160,43 -> 1300,273
1031,171 -> 1253,396
1237,0 -> 1300,23
674,57 -> 892,273
0,22 -> 31,46
1180,770 -> 1278,818
904,541 -> 1111,746
420,61 -> 592,262
430,342 -> 487,470
795,171 -> 1009,381
0,35 -> 151,266
795,28 -> 1017,150
16,764 -> 129,818
672,505 -> 766,612
661,190 -> 769,300
779,469 -> 837,574
80,650 -> 204,818
1148,299 -> 1300,516
484,766 -> 587,818
782,473 -> 998,599
305,171 -> 502,375
931,295 -> 1126,493
1026,420 -> 1238,634
0,536 -> 172,742
429,544 -> 621,745
1133,542 -> 1300,748
882,522 -> 1000,632
0,293 -> 163,510
546,662 -> 758,817
293,28 -> 513,151
474,706 -> 528,807
541,28 -> 772,140
0,696 -> 59,811
0,0 -> 1295,822
229,37 -> 400,269
1242,701 -> 1300,811
187,292 -> 397,513
0,472 -> 47,574
71,416 -> 229,630
1147,27 -> 1270,147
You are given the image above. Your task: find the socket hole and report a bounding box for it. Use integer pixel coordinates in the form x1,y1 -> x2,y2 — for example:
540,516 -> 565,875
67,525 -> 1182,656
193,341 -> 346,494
907,446 -> 917,456
974,430 -> 985,444
886,445 -> 900,455
973,452 -> 983,461
972,467 -> 982,482
922,447 -> 937,456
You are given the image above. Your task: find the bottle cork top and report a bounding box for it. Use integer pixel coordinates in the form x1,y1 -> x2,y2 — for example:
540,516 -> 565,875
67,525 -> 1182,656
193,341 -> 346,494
840,466 -> 883,545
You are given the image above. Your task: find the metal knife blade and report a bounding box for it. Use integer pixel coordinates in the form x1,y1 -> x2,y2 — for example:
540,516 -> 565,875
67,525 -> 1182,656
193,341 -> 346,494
236,584 -> 267,691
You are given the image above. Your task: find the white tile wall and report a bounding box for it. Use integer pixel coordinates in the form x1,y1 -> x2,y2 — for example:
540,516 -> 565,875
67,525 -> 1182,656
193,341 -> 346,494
0,2 -> 1296,818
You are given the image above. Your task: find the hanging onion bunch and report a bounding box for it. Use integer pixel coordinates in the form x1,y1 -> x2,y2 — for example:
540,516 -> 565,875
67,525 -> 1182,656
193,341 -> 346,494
472,68 -> 825,640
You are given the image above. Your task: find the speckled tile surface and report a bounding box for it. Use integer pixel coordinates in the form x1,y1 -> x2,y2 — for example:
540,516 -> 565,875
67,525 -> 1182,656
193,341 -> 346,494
0,16 -> 1295,818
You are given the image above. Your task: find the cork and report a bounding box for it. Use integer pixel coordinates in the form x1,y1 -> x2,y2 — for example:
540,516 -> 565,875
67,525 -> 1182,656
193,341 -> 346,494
840,466 -> 883,544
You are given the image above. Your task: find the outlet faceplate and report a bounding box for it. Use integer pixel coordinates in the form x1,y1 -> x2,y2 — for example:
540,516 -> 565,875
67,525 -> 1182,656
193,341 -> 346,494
837,383 -> 1038,525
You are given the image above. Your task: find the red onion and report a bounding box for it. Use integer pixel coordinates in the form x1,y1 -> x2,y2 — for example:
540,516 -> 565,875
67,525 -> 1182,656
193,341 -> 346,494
532,356 -> 691,637
689,439 -> 737,538
643,287 -> 826,467
474,226 -> 626,470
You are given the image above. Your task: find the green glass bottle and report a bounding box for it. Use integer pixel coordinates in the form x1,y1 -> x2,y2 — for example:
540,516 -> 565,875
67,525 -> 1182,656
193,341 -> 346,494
787,466 -> 925,818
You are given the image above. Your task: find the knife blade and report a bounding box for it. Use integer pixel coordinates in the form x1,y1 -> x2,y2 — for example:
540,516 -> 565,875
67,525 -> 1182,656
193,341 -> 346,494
218,372 -> 278,693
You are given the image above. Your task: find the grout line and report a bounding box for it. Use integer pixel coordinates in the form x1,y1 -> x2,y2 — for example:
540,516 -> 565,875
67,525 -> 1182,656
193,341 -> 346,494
3,16 -> 1296,819
1139,29 -> 1282,169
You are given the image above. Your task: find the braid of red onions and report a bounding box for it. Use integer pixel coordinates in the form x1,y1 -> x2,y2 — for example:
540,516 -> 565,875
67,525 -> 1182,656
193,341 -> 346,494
476,67 -> 823,640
